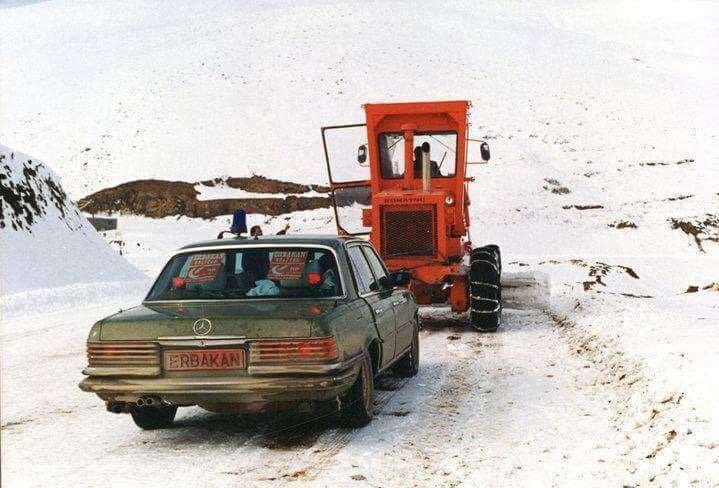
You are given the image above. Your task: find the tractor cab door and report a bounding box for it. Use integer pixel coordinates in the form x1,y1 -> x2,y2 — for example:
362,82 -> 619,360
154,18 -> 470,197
322,124 -> 372,236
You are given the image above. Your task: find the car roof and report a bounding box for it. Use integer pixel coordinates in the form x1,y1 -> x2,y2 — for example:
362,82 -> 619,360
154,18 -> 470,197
177,234 -> 366,252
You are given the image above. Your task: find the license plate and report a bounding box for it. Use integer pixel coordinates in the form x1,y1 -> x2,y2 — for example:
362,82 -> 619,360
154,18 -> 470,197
163,348 -> 245,371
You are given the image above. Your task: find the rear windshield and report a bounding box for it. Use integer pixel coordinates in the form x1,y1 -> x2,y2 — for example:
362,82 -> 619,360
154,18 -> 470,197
146,247 -> 342,301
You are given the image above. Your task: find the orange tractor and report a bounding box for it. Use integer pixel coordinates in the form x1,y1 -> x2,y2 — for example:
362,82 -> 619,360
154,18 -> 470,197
322,100 -> 502,331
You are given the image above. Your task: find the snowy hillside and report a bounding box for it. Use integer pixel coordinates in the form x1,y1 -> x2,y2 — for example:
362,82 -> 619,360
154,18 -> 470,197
2,1 -> 718,199
0,146 -> 147,314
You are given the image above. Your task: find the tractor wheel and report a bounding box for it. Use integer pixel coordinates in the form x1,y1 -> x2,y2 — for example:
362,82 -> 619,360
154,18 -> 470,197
482,244 -> 502,276
472,244 -> 501,276
469,245 -> 502,332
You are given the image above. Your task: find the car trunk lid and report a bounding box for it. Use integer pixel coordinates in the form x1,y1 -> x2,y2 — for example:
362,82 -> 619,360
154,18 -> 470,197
99,300 -> 338,341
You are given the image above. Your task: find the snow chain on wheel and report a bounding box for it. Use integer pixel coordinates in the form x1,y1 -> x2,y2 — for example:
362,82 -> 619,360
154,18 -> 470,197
469,245 -> 502,332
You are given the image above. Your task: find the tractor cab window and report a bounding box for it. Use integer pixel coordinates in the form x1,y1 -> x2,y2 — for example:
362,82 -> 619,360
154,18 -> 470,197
379,132 -> 458,179
378,133 -> 405,179
412,132 -> 457,178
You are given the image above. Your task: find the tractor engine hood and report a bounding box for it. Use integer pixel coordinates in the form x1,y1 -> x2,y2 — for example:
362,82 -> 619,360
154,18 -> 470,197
97,300 -> 339,341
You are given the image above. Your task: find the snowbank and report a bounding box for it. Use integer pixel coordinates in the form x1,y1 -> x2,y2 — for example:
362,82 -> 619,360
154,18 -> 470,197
502,256 -> 719,485
0,146 -> 147,309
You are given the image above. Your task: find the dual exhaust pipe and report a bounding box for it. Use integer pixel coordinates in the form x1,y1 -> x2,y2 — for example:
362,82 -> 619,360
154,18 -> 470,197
135,395 -> 161,407
106,395 -> 163,413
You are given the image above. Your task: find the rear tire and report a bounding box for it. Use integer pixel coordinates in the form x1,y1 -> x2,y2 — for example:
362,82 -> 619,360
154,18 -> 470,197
130,405 -> 177,430
470,245 -> 502,332
340,353 -> 374,427
394,321 -> 420,377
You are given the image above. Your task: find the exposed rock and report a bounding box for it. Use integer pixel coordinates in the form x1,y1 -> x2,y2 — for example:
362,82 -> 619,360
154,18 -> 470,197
0,152 -> 77,232
562,204 -> 604,210
609,221 -> 638,229
542,177 -> 571,194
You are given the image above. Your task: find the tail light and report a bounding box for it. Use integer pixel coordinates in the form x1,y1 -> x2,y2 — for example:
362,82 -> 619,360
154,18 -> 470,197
87,341 -> 160,367
249,337 -> 339,364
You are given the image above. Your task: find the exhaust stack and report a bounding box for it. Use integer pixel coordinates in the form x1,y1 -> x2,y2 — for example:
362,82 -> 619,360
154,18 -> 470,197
421,142 -> 431,192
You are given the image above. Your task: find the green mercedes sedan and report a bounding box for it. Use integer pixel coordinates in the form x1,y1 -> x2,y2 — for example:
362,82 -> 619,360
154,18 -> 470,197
79,235 -> 419,429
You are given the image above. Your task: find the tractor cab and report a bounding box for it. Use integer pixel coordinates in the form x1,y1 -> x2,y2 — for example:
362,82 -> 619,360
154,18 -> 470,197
322,101 -> 500,331
322,101 -> 489,263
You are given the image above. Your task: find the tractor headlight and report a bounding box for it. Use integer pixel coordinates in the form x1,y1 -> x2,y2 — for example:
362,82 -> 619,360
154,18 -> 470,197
445,195 -> 455,206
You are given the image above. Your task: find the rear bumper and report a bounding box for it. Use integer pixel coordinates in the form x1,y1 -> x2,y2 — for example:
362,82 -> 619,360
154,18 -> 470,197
79,354 -> 363,404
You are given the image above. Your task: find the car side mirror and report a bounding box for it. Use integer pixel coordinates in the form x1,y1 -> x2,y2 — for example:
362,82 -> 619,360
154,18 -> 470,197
357,144 -> 367,164
390,271 -> 411,287
377,275 -> 393,290
480,142 -> 490,161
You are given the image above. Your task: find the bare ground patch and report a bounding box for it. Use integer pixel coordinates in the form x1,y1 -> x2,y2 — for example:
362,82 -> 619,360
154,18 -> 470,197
609,220 -> 637,229
669,215 -> 719,252
562,204 -> 604,210
542,177 -> 571,194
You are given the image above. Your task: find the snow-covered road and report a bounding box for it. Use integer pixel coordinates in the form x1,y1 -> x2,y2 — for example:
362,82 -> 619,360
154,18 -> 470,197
1,294 -> 627,487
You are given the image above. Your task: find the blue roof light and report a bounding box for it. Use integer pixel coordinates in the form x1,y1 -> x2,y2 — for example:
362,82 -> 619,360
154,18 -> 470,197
230,209 -> 247,234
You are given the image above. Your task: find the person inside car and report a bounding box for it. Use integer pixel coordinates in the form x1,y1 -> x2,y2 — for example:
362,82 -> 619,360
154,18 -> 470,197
317,253 -> 339,295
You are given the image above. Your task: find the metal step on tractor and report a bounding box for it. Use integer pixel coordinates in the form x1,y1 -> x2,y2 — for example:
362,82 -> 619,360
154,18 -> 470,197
321,101 -> 502,331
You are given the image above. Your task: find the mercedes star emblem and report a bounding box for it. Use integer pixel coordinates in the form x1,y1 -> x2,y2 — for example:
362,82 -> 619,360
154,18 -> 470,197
193,318 -> 212,335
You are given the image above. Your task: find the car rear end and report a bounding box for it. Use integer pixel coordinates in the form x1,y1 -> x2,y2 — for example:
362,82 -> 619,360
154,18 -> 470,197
79,240 -> 364,416
81,333 -> 362,412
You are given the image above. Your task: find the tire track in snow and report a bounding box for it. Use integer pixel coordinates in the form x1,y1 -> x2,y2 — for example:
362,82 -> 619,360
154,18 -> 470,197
313,307 -> 625,486
250,376 -> 412,481
376,327 -> 499,487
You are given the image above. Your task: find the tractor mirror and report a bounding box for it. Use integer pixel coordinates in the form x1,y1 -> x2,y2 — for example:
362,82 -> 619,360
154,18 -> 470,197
390,271 -> 411,287
480,142 -> 490,161
467,139 -> 491,164
357,144 -> 367,164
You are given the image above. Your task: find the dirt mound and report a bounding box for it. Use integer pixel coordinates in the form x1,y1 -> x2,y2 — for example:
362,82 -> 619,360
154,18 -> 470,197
78,177 -> 332,219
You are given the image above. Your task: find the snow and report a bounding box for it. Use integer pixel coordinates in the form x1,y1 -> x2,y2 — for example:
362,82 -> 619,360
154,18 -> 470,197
1,0 -> 719,486
193,181 -> 326,201
0,146 -> 147,308
3,1 -> 717,199
542,259 -> 719,483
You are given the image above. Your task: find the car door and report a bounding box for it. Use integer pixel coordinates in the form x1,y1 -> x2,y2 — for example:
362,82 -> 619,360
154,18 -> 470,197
346,244 -> 397,369
361,245 -> 415,356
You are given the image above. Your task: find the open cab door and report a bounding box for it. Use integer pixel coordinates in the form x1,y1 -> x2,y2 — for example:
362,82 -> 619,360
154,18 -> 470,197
322,123 -> 372,236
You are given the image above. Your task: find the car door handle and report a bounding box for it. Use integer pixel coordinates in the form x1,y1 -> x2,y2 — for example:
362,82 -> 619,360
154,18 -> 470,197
374,307 -> 385,315
392,298 -> 406,306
